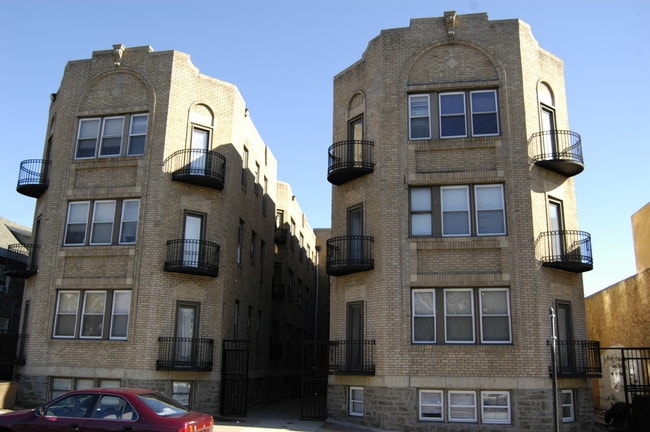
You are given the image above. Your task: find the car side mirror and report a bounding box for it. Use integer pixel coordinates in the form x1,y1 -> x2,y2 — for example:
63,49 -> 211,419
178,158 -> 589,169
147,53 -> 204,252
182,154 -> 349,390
36,406 -> 47,416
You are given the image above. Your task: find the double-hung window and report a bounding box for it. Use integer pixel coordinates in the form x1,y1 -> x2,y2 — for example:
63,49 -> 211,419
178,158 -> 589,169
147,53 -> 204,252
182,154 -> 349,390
419,390 -> 444,421
412,288 -> 511,345
479,289 -> 512,343
481,391 -> 511,424
439,92 -> 467,138
75,114 -> 148,159
412,289 -> 436,343
561,390 -> 575,422
408,90 -> 499,139
65,199 -> 140,246
53,290 -> 131,340
409,184 -> 505,237
445,289 -> 475,343
409,95 -> 431,139
349,387 -> 364,417
448,391 -> 477,422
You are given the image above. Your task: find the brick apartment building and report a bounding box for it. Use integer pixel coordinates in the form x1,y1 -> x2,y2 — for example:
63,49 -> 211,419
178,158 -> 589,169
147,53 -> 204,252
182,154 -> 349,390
9,44 -> 318,413
325,12 -> 599,430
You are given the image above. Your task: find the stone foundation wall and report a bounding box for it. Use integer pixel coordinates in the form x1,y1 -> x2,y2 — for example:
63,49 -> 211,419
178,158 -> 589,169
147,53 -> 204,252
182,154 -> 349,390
327,384 -> 595,431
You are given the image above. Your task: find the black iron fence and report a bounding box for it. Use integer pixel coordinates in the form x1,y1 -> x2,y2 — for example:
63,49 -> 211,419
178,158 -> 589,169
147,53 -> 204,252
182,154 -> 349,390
165,149 -> 226,189
164,239 -> 220,276
554,340 -> 602,378
535,230 -> 592,272
328,339 -> 375,375
326,235 -> 374,276
156,336 -> 214,371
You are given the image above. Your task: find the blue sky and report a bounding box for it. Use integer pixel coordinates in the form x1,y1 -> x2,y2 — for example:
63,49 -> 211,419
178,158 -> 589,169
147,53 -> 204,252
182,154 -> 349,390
0,0 -> 648,296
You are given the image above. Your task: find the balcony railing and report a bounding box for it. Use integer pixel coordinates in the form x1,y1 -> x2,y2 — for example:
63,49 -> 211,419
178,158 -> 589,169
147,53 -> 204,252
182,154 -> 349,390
551,340 -> 602,378
274,227 -> 288,244
535,230 -> 593,273
16,159 -> 51,198
529,130 -> 584,176
156,336 -> 214,371
165,149 -> 226,190
4,243 -> 39,278
0,332 -> 28,366
164,239 -> 220,277
327,140 -> 374,185
329,340 -> 375,375
326,235 -> 374,276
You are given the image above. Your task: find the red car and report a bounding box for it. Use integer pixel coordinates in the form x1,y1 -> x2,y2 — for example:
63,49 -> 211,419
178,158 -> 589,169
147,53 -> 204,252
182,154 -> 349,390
0,387 -> 214,432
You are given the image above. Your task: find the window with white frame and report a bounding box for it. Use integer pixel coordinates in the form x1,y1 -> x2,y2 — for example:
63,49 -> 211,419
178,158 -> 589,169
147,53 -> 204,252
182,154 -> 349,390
445,289 -> 475,343
173,381 -> 192,408
408,90 -> 499,140
65,199 -> 140,246
479,289 -> 512,343
412,289 -> 436,343
481,391 -> 511,424
53,290 -> 131,340
409,94 -> 431,139
419,390 -> 444,421
409,185 -> 505,237
439,92 -> 467,138
413,288 -> 511,345
51,377 -> 121,400
442,186 -> 471,236
75,114 -> 148,159
561,390 -> 575,422
349,387 -> 364,416
448,391 -> 477,422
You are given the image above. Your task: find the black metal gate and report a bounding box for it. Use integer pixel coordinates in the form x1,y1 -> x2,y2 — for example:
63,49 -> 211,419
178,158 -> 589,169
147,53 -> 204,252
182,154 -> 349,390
301,341 -> 329,420
220,340 -> 249,417
621,348 -> 650,402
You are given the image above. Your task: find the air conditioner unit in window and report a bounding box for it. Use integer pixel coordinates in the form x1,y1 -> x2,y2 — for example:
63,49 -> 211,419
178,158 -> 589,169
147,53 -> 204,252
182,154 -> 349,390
0,284 -> 7,294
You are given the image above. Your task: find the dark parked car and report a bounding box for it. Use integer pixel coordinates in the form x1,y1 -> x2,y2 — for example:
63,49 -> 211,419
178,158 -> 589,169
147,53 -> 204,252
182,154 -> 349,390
0,387 -> 214,431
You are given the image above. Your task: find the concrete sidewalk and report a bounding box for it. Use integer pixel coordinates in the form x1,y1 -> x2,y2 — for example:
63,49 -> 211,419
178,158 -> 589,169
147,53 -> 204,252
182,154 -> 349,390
213,399 -> 379,432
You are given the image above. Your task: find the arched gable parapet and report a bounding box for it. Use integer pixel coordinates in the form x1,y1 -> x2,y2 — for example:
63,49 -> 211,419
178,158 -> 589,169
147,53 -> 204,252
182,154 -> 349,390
76,69 -> 155,117
402,39 -> 505,91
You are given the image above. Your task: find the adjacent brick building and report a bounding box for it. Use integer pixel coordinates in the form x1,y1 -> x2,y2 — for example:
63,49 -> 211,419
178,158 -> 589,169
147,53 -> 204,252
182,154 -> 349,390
10,44 -> 318,413
325,12 -> 598,430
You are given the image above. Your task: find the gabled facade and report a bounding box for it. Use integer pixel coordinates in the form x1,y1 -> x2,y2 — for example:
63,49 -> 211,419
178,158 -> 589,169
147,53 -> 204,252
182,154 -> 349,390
326,12 -> 598,430
12,44 -> 317,413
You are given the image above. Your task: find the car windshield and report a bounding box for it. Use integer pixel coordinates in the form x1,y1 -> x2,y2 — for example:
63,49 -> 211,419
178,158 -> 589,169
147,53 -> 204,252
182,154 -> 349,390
138,392 -> 189,417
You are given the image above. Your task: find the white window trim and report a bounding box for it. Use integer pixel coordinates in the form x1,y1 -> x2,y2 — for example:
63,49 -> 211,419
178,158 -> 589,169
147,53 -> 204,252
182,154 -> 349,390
127,114 -> 148,156
118,199 -> 140,244
64,201 -> 90,246
470,90 -> 499,137
53,291 -> 80,338
75,118 -> 101,159
561,389 -> 575,422
475,184 -> 506,236
349,386 -> 364,417
441,186 -> 471,237
89,200 -> 116,245
408,94 -> 431,140
480,390 -> 511,424
109,290 -> 131,340
412,289 -> 436,344
419,389 -> 444,422
439,92 -> 467,139
444,289 -> 475,344
479,288 -> 512,344
80,290 -> 106,339
98,116 -> 125,158
448,390 -> 477,423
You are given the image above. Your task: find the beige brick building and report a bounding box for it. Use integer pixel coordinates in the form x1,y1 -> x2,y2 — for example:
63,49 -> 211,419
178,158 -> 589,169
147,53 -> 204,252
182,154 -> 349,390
325,12 -> 598,430
11,44 -> 317,413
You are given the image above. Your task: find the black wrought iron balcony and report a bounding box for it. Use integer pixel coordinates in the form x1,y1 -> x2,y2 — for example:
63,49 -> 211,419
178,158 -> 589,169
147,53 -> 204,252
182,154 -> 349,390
326,235 -> 374,276
156,336 -> 214,371
529,130 -> 584,176
164,239 -> 220,277
0,332 -> 28,366
327,140 -> 374,185
328,340 -> 375,375
535,230 -> 593,273
274,227 -> 288,244
165,149 -> 226,190
4,243 -> 39,278
16,159 -> 51,198
550,340 -> 602,378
